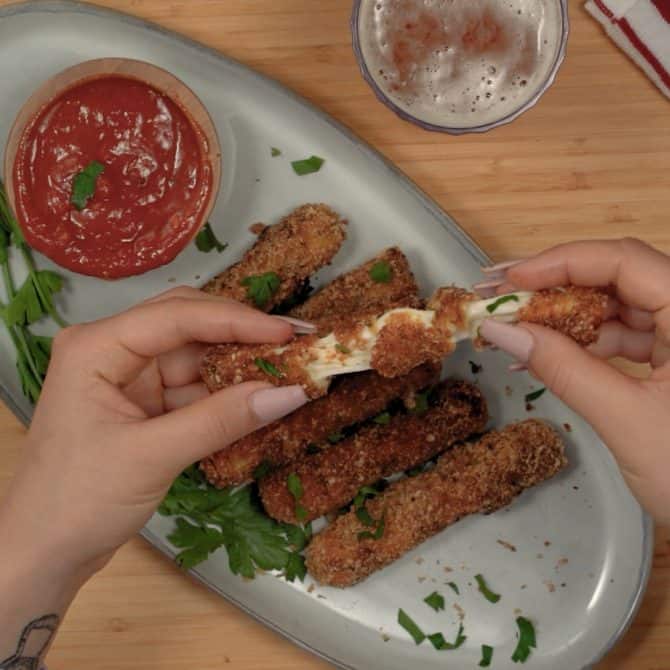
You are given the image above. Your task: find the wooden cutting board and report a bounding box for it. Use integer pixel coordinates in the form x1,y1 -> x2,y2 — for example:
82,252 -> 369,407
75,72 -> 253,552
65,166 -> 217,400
0,0 -> 667,668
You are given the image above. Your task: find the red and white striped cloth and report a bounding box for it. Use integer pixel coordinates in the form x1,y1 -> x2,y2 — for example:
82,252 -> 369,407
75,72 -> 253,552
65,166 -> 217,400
585,0 -> 670,99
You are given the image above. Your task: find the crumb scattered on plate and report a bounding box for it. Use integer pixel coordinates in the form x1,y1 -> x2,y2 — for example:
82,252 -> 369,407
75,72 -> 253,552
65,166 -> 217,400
497,539 -> 517,552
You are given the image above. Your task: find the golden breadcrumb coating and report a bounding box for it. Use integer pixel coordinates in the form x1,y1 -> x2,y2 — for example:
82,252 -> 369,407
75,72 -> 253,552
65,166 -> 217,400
306,419 -> 567,587
258,380 -> 488,524
201,204 -> 346,309
288,247 -> 423,335
200,363 -> 440,488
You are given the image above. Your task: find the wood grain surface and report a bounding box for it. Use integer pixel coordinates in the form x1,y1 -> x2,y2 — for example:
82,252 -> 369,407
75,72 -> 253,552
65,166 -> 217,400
0,0 -> 668,668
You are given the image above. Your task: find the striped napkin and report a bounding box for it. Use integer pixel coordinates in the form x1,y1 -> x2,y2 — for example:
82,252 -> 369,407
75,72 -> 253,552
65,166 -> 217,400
585,0 -> 670,99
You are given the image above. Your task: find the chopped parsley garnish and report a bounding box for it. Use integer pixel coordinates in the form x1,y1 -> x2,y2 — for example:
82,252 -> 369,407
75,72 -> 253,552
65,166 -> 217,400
353,485 -> 379,508
357,510 -> 385,541
373,412 -> 391,425
486,294 -> 519,314
70,160 -> 104,210
327,432 -> 345,444
241,271 -> 281,308
254,357 -> 283,378
195,222 -> 228,253
479,644 -> 494,667
291,155 -> 325,176
284,551 -> 307,582
5,270 -> 64,328
355,506 -> 376,527
160,466 -> 304,579
428,624 -> 466,650
525,388 -> 546,403
409,388 -> 431,414
469,360 -> 483,374
287,473 -> 308,522
369,260 -> 393,283
447,581 -> 460,595
511,617 -> 536,663
423,591 -> 445,612
253,460 -> 272,480
397,609 -> 425,645
335,343 -> 351,354
271,147 -> 282,157
475,573 -> 501,603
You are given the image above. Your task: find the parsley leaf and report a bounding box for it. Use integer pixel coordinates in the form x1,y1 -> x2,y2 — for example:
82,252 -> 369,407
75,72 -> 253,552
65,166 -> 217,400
355,506 -> 376,527
285,551 -> 307,582
373,411 -> 391,425
287,473 -> 308,522
486,294 -> 519,314
428,624 -> 466,650
357,510 -> 385,541
353,485 -> 380,508
511,617 -> 536,663
195,222 -> 227,253
253,460 -> 273,480
369,260 -> 393,283
335,343 -> 351,354
271,147 -> 282,157
424,591 -> 445,612
291,155 -> 325,176
241,272 -> 281,308
447,581 -> 460,595
480,645 -> 494,667
5,270 -> 63,327
410,389 -> 431,414
71,160 -> 104,210
168,517 -> 226,569
397,609 -> 425,645
525,388 -> 546,403
475,573 -> 501,604
254,357 -> 283,378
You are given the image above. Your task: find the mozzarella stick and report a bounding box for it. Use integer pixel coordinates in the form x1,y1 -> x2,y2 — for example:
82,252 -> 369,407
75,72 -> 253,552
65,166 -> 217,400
306,419 -> 567,587
288,247 -> 423,335
202,203 -> 346,309
200,363 -> 440,488
258,380 -> 488,524
201,286 -> 608,398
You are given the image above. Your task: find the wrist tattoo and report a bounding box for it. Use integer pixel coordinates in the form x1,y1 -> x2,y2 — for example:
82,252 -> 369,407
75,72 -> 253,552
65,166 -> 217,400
0,614 -> 59,670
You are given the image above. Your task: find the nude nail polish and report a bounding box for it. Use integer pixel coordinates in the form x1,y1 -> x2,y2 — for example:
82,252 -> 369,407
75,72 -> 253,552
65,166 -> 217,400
274,315 -> 317,334
249,385 -> 309,423
481,259 -> 525,274
480,319 -> 534,363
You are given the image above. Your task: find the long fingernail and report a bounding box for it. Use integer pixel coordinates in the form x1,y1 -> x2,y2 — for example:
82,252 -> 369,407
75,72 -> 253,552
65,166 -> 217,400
508,362 -> 528,372
481,259 -> 525,274
480,319 -> 534,363
473,278 -> 506,291
274,315 -> 317,334
249,385 -> 309,423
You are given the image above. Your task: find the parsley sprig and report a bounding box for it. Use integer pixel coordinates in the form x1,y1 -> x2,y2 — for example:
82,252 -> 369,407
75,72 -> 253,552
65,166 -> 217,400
160,465 -> 307,580
0,182 -> 67,402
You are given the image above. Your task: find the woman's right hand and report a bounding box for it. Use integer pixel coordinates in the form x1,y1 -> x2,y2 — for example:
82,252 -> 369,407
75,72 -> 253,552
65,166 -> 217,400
478,238 -> 670,525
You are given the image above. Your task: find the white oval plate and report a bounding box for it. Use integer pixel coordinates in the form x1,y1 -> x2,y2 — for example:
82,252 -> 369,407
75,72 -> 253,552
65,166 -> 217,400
0,3 -> 652,669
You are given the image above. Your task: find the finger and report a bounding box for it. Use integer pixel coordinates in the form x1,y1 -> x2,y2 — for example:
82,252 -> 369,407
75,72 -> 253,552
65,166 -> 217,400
618,305 -> 656,332
158,343 -> 208,387
142,382 -> 309,466
163,382 -> 210,410
588,321 -> 655,363
142,285 -> 212,304
503,238 -> 670,313
479,319 -> 641,439
64,297 -> 295,386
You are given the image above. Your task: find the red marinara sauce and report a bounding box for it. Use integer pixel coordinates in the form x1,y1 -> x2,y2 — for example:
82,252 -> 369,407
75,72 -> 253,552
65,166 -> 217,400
12,75 -> 213,278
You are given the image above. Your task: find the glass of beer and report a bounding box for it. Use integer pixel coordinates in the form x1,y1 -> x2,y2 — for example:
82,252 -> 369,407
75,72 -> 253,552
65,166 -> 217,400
352,0 -> 568,133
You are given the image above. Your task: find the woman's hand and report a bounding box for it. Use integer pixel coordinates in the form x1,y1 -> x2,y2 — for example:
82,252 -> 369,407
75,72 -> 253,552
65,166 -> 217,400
0,287 -> 311,582
477,238 -> 670,524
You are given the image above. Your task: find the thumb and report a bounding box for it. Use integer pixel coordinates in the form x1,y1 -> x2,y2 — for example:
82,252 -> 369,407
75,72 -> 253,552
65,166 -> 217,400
141,381 -> 309,470
480,319 -> 641,436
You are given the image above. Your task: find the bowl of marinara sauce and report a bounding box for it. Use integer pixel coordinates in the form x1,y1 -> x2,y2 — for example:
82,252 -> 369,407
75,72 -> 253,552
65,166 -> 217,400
4,58 -> 221,279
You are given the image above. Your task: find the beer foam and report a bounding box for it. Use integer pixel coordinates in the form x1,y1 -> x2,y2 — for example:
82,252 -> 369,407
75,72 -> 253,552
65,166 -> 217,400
357,0 -> 564,128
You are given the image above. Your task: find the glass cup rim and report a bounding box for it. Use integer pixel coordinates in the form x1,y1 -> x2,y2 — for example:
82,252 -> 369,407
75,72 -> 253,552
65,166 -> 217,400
350,0 -> 570,135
